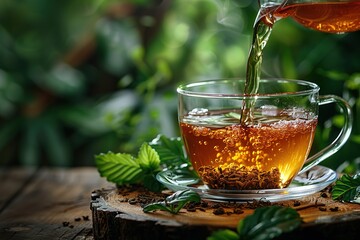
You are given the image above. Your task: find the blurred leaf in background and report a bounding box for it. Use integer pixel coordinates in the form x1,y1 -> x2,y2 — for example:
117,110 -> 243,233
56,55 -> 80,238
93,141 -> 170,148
0,0 -> 359,170
0,0 -> 131,166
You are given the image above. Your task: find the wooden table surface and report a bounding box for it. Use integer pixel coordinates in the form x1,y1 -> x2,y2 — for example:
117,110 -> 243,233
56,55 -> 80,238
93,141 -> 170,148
0,167 -> 111,240
1,167 -> 360,240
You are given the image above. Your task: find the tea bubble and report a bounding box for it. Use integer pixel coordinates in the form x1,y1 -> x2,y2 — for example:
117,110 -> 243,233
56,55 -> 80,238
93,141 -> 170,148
261,105 -> 278,116
189,108 -> 209,116
201,128 -> 210,136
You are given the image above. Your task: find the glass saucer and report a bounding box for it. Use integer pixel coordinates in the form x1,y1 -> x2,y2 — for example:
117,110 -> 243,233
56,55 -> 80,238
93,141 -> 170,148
156,165 -> 337,202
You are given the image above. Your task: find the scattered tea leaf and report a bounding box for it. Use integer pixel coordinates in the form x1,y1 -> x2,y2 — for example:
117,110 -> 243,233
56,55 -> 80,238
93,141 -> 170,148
143,189 -> 201,214
332,173 -> 360,202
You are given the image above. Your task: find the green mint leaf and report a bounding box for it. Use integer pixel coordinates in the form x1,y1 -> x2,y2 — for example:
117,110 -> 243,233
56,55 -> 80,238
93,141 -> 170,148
95,135 -> 195,192
137,142 -> 161,172
165,188 -> 201,203
142,174 -> 163,192
207,229 -> 239,240
141,202 -> 172,213
237,206 -> 301,240
166,189 -> 201,213
332,174 -> 360,202
95,152 -> 143,185
150,134 -> 189,167
143,189 -> 200,214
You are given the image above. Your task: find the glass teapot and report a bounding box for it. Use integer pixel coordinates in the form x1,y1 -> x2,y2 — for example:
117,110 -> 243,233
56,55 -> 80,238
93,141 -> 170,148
258,0 -> 360,33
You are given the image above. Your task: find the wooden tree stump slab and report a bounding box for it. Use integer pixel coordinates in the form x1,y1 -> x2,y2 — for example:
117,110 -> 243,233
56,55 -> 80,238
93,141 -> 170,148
90,186 -> 360,240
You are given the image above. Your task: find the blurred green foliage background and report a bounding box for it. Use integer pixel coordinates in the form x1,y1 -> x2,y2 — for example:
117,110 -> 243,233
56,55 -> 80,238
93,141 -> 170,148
0,0 -> 359,173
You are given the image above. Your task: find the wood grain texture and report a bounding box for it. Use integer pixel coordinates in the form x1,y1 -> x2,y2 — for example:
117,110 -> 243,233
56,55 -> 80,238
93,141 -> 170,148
0,168 -> 36,211
0,168 -> 110,240
91,187 -> 360,240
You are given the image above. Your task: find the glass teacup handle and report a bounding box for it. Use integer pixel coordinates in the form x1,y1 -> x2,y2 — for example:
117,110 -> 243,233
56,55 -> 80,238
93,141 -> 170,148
298,95 -> 353,175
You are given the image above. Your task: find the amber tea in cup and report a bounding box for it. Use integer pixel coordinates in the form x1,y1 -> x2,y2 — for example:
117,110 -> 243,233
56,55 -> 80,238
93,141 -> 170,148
177,79 -> 352,190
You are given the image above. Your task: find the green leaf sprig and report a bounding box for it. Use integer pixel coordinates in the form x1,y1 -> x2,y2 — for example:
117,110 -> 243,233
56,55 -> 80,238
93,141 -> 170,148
95,135 -> 194,192
208,206 -> 302,240
143,189 -> 201,214
95,142 -> 163,192
149,134 -> 190,170
332,173 -> 360,202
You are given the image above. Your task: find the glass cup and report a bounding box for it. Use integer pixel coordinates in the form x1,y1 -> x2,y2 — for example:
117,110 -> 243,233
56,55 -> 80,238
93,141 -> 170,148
177,79 -> 352,190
